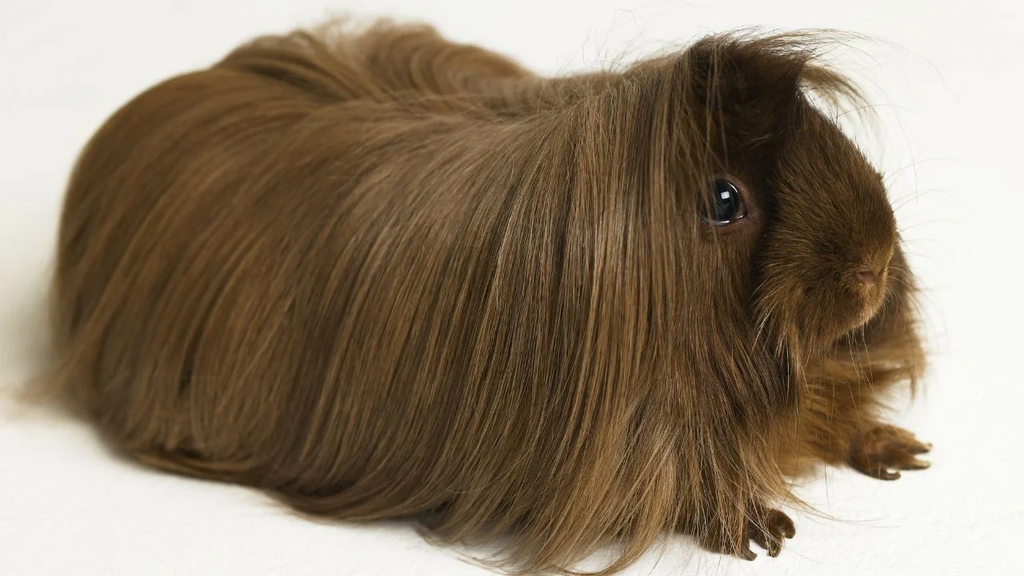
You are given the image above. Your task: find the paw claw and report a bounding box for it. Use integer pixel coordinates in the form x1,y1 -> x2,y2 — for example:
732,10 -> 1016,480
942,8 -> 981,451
739,545 -> 757,561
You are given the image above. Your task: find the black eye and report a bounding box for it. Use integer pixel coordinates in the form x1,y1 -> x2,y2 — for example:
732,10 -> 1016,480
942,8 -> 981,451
702,179 -> 747,226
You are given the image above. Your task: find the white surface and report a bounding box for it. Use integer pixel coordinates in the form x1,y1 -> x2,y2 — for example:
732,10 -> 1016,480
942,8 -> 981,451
2,1 -> 1022,574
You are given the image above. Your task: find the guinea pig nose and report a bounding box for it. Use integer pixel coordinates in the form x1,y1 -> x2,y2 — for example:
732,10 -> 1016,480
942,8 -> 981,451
854,268 -> 878,286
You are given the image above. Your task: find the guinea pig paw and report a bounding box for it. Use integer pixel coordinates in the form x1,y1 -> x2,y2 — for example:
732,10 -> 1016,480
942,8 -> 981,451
849,424 -> 932,481
746,506 -> 796,558
696,522 -> 755,561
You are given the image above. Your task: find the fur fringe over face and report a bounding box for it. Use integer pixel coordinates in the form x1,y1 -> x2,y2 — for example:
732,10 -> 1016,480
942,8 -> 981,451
50,19 -> 929,575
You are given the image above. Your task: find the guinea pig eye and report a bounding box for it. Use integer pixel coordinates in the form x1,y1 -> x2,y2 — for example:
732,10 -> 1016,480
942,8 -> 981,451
702,179 -> 747,226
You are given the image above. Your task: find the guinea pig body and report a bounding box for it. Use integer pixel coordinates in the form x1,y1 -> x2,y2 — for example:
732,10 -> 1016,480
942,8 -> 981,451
51,20 -> 928,574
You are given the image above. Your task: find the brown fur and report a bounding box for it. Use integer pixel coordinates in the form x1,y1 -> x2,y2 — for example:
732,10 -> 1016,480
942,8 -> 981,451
48,19 -> 928,575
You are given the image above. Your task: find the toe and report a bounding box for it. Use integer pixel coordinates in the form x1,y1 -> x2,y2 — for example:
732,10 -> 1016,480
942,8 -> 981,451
765,533 -> 783,557
900,456 -> 931,470
770,511 -> 796,539
907,440 -> 932,454
852,457 -> 901,480
876,468 -> 901,480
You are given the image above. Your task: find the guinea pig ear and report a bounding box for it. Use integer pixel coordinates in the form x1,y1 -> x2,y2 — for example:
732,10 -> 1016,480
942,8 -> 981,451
684,35 -> 809,139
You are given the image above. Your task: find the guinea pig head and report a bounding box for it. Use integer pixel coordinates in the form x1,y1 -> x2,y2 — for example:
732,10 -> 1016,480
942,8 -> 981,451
675,36 -> 902,375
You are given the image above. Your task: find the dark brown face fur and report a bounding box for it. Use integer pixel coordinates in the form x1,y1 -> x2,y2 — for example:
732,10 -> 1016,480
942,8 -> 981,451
47,21 -> 926,576
757,105 -> 900,354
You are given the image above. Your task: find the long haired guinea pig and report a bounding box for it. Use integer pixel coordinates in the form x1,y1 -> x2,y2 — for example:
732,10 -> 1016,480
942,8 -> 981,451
50,19 -> 930,574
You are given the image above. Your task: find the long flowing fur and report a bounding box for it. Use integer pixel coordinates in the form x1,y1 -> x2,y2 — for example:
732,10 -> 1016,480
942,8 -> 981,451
49,19 -> 927,575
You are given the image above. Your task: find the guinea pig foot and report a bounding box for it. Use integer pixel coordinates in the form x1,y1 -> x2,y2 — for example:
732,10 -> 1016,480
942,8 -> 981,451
849,424 -> 932,480
694,503 -> 796,560
746,505 -> 796,558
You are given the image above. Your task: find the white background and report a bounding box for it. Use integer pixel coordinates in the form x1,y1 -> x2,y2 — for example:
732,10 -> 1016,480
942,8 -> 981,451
1,1 -> 1022,575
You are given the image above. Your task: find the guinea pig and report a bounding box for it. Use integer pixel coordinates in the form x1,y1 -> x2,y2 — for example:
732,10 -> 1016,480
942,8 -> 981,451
49,19 -> 930,575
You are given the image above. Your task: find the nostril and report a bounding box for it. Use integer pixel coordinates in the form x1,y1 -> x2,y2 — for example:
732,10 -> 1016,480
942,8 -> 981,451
855,268 -> 878,286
